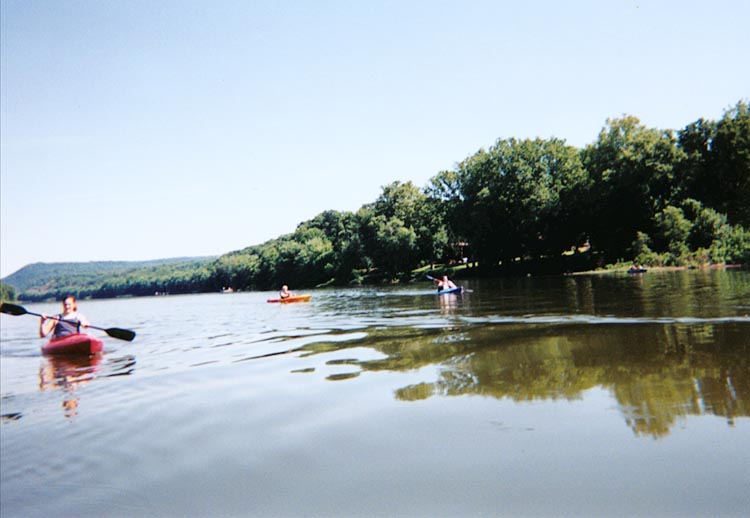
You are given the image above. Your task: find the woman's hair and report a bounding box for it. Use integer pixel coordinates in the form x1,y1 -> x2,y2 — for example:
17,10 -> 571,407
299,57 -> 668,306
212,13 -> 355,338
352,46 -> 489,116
62,295 -> 78,311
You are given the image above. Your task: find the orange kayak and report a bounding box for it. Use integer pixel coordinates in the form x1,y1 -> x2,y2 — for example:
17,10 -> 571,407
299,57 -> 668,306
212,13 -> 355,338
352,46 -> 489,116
267,294 -> 312,304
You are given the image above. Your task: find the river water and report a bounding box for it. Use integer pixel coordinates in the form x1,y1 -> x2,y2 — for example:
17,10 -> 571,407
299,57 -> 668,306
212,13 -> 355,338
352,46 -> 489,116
1,269 -> 749,517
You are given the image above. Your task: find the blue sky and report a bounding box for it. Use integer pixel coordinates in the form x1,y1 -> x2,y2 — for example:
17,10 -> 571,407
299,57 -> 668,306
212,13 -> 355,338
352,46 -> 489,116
1,0 -> 748,278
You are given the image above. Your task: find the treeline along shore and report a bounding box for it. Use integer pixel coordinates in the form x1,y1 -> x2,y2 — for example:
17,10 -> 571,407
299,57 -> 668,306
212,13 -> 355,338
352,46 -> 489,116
3,101 -> 749,302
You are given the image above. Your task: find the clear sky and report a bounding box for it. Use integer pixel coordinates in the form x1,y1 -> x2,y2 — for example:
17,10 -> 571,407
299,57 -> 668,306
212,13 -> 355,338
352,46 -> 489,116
1,0 -> 748,278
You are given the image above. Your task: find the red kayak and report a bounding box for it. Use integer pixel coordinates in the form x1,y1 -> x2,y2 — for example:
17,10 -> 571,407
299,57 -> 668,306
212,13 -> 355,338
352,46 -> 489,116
42,333 -> 104,356
267,294 -> 312,304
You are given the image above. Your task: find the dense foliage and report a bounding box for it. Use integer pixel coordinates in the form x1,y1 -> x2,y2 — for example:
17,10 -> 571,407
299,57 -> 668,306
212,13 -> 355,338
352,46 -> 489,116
0,282 -> 16,303
6,102 -> 749,301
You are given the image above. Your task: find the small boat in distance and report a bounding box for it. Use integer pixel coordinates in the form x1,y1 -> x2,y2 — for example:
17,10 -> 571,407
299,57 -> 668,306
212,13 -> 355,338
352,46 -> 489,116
267,294 -> 312,304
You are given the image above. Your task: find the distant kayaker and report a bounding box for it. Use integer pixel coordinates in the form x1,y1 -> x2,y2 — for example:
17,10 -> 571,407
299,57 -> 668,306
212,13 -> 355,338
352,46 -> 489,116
435,275 -> 457,291
39,295 -> 89,339
279,285 -> 295,300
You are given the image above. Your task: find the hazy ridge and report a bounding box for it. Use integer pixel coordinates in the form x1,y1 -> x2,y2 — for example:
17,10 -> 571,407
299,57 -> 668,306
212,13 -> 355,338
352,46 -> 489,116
1,257 -> 215,292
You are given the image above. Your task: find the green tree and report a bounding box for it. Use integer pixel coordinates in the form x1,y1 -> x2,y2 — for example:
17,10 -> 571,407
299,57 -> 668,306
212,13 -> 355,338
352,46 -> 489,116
357,206 -> 419,279
678,102 -> 750,228
373,181 -> 424,227
1,282 -> 16,302
426,169 -> 466,263
722,225 -> 750,264
681,198 -> 726,250
301,210 -> 367,283
653,206 -> 691,264
211,252 -> 259,290
677,118 -> 715,202
709,101 -> 750,226
582,116 -> 684,262
445,138 -> 587,268
631,231 -> 658,265
374,216 -> 419,278
373,181 -> 448,266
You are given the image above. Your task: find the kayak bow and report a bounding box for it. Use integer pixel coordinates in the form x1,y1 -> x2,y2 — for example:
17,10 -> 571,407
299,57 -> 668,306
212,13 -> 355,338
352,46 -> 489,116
42,333 -> 104,356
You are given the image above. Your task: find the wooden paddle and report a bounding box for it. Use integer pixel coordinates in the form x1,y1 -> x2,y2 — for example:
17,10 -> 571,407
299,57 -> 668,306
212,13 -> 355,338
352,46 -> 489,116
0,302 -> 136,341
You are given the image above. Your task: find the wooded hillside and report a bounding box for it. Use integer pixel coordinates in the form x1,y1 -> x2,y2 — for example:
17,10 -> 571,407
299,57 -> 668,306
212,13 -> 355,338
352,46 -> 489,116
5,101 -> 749,302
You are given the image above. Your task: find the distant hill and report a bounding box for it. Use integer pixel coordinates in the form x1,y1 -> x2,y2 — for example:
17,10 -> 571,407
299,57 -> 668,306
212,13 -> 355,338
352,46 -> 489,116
1,257 -> 215,292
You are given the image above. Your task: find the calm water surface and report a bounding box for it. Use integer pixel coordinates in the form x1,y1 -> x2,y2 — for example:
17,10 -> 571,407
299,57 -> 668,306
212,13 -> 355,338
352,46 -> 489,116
1,269 -> 749,517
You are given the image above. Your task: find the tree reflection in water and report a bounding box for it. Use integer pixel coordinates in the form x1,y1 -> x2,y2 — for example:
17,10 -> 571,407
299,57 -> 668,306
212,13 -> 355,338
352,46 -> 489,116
304,320 -> 748,438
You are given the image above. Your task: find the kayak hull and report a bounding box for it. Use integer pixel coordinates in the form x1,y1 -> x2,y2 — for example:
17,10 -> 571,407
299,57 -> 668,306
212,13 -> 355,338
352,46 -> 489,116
437,287 -> 463,295
267,294 -> 312,303
43,333 -> 104,356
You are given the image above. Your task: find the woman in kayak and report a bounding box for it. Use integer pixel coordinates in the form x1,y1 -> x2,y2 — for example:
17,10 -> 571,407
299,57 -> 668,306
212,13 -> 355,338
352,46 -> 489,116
39,295 -> 89,339
279,285 -> 295,300
435,275 -> 457,291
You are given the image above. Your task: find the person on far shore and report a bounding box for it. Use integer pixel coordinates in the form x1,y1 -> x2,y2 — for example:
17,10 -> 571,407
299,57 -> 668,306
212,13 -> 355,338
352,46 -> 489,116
279,285 -> 295,299
39,295 -> 89,339
435,275 -> 457,291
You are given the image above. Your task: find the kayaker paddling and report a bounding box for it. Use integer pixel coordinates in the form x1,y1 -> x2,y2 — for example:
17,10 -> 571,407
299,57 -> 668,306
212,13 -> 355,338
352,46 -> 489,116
1,302 -> 136,344
434,275 -> 457,292
39,295 -> 89,339
279,285 -> 295,299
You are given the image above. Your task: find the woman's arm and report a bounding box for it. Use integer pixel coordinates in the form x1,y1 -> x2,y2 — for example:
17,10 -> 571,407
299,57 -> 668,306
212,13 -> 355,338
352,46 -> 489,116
78,313 -> 90,328
39,315 -> 56,337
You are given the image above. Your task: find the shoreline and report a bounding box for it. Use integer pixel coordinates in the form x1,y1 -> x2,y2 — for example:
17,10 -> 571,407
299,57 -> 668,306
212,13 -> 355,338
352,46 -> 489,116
569,263 -> 748,276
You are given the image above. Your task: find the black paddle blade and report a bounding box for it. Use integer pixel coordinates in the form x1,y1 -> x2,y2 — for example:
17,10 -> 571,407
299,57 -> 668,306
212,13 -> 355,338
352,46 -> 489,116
0,303 -> 28,316
105,327 -> 136,342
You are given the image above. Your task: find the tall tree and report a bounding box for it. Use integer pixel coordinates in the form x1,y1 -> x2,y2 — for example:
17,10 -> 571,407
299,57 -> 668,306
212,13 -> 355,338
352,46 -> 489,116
298,210 -> 362,282
709,101 -> 750,226
677,117 -> 716,203
581,116 -> 683,262
426,169 -> 466,263
372,181 -> 449,267
446,138 -> 587,268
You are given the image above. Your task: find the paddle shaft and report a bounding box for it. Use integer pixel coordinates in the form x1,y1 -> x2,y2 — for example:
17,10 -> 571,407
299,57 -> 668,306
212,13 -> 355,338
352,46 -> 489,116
28,308 -> 92,329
